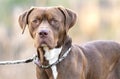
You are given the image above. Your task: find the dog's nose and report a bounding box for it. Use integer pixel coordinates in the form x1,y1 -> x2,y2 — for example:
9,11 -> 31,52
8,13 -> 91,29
39,30 -> 48,37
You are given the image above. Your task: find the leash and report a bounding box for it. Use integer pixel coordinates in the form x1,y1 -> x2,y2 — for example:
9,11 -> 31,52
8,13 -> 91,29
0,54 -> 38,65
0,47 -> 71,66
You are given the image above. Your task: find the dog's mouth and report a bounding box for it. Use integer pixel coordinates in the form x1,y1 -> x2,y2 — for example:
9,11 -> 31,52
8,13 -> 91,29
35,36 -> 57,49
40,40 -> 50,47
39,39 -> 51,48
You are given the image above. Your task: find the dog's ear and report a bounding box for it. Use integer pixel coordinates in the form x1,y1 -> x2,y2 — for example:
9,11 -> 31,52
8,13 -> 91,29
18,7 -> 34,34
57,6 -> 77,32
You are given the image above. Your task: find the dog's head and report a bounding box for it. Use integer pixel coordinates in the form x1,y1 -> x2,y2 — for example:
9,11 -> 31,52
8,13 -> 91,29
18,6 -> 76,49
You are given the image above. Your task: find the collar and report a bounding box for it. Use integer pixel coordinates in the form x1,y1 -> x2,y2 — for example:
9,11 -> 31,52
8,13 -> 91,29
34,47 -> 71,69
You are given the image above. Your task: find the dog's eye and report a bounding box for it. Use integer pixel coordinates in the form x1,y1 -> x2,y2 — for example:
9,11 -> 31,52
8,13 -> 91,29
32,19 -> 40,24
49,19 -> 60,30
50,19 -> 58,25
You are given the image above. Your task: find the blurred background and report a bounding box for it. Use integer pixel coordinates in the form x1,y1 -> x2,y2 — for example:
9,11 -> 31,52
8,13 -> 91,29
0,0 -> 120,79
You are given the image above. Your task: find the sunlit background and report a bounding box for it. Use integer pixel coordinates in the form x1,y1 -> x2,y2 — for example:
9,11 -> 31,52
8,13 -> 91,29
0,0 -> 120,79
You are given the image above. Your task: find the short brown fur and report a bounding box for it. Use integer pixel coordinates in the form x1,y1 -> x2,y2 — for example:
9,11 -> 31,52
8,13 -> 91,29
19,6 -> 120,79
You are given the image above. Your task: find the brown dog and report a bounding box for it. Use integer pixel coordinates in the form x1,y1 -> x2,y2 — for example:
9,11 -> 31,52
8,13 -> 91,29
18,6 -> 120,79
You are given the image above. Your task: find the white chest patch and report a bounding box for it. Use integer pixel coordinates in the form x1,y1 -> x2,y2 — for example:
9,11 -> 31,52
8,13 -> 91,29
44,47 -> 62,79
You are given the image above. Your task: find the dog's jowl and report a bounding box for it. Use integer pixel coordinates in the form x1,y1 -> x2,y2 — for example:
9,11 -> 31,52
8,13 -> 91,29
19,6 -> 120,79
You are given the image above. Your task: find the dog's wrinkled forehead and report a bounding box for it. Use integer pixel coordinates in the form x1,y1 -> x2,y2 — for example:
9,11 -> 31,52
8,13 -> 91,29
28,7 -> 64,22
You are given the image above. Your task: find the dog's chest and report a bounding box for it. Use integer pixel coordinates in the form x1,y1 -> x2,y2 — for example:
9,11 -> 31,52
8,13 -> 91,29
44,47 -> 62,79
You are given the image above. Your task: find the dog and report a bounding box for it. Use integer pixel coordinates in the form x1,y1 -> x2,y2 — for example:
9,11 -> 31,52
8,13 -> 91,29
18,6 -> 120,79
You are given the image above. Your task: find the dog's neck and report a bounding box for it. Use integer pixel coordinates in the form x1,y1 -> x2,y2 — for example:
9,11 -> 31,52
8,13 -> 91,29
36,36 -> 72,78
37,36 -> 72,64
